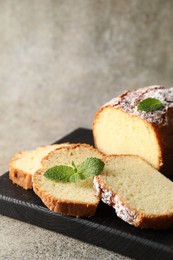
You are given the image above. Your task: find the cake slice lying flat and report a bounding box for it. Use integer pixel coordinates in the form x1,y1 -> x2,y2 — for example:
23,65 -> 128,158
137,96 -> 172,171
94,155 -> 173,229
9,143 -> 69,189
33,144 -> 103,217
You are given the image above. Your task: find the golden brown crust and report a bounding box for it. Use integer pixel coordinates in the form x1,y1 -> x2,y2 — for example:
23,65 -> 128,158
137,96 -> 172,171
9,151 -> 33,190
94,174 -> 173,229
92,105 -> 109,151
152,108 -> 173,175
9,167 -> 33,190
137,213 -> 173,229
93,105 -> 173,175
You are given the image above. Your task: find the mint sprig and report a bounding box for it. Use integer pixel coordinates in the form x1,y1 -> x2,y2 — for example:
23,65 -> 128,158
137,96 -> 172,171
137,98 -> 163,112
43,157 -> 105,183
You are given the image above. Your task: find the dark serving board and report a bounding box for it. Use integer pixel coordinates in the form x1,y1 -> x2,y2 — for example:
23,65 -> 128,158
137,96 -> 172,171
0,128 -> 173,260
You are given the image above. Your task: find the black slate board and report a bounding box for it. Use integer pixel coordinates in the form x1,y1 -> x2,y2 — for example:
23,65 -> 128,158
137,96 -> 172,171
0,128 -> 173,260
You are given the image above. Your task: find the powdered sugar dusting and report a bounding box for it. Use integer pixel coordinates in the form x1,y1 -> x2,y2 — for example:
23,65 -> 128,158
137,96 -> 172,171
93,176 -> 114,205
113,195 -> 139,225
105,85 -> 173,125
93,176 -> 140,226
93,177 -> 100,196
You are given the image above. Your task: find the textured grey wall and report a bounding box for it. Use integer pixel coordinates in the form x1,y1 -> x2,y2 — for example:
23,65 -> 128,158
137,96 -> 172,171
1,1 -> 173,259
1,0 -> 173,172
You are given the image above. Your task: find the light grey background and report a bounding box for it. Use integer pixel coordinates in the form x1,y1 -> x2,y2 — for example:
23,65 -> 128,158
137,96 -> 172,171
0,0 -> 173,259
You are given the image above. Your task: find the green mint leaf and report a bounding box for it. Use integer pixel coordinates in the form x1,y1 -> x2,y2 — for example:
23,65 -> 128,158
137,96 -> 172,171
69,173 -> 79,182
77,157 -> 105,180
137,98 -> 163,112
71,161 -> 77,173
44,165 -> 74,182
43,157 -> 105,183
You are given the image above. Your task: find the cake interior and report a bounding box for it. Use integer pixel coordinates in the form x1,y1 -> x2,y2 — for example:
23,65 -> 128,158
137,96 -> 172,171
101,155 -> 173,215
94,106 -> 161,170
13,144 -> 68,174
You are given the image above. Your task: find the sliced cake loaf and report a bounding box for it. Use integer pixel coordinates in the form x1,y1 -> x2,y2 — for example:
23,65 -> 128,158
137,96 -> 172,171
9,143 -> 69,189
94,154 -> 173,229
93,85 -> 173,176
33,143 -> 103,217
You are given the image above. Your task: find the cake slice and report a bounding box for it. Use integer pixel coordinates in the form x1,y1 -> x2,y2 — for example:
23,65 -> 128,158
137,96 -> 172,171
93,85 -> 173,176
33,143 -> 103,217
9,143 -> 69,189
94,154 -> 173,229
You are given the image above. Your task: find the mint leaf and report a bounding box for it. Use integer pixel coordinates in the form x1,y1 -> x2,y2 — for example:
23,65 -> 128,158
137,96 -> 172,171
69,173 -> 79,183
77,157 -> 105,180
43,157 -> 105,183
137,98 -> 163,112
71,161 -> 78,173
44,165 -> 74,182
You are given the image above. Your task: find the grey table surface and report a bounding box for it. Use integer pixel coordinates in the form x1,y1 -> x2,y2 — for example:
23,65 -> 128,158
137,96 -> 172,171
1,0 -> 173,259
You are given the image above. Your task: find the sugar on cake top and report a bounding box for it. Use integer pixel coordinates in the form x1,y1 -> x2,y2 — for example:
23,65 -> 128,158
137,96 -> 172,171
105,85 -> 173,126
